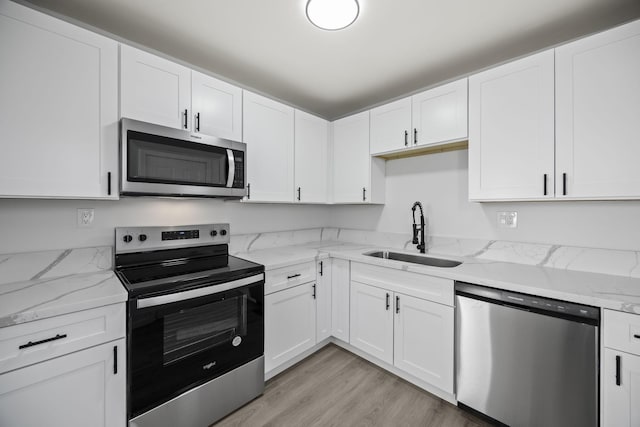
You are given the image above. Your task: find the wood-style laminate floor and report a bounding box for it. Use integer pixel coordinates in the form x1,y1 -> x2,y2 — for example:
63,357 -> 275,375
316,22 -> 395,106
213,344 -> 490,427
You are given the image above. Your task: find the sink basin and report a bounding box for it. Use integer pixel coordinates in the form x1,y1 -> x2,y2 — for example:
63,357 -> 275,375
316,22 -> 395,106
364,250 -> 462,268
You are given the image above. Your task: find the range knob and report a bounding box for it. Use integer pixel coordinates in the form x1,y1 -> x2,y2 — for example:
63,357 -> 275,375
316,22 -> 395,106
220,229 -> 227,236
123,235 -> 133,243
139,234 -> 147,242
210,230 -> 218,237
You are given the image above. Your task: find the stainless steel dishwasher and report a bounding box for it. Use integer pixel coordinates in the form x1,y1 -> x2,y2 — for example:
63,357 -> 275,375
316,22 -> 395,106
455,282 -> 600,427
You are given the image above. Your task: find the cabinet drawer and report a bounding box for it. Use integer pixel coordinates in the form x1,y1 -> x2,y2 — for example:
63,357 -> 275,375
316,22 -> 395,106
604,309 -> 640,355
351,262 -> 453,306
265,261 -> 316,295
0,303 -> 125,374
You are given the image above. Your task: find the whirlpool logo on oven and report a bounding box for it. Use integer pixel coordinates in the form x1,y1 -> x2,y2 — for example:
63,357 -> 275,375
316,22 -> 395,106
202,361 -> 217,370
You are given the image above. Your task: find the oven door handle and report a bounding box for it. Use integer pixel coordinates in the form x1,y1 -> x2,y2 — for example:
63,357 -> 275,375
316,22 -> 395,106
226,149 -> 235,188
136,273 -> 264,309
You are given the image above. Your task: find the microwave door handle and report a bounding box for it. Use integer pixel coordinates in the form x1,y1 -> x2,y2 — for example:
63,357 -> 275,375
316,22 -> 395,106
226,149 -> 235,188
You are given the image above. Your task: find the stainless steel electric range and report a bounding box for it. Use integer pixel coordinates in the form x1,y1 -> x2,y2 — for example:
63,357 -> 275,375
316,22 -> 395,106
114,224 -> 265,427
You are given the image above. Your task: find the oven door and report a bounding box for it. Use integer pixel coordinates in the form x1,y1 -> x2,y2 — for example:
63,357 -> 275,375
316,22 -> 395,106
120,118 -> 246,197
128,274 -> 263,418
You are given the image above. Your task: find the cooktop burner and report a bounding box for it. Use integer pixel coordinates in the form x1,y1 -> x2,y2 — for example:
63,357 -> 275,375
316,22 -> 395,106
114,224 -> 263,298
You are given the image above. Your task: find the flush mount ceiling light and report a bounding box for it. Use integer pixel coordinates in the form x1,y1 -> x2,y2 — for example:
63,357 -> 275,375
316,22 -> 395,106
306,0 -> 360,31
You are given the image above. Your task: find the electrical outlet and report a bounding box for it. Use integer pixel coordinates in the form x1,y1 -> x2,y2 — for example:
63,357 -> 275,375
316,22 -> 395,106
77,208 -> 95,227
497,211 -> 517,228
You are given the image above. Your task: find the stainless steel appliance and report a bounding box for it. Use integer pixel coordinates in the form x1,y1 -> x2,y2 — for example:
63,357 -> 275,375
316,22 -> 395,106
115,224 -> 264,427
120,118 -> 246,198
455,282 -> 599,427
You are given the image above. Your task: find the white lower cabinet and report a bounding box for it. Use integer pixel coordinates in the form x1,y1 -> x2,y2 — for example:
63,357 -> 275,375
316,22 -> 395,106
349,264 -> 454,394
0,339 -> 125,427
350,281 -> 394,364
264,282 -> 316,373
393,294 -> 453,393
603,349 -> 640,426
603,309 -> 640,426
316,260 -> 332,342
331,258 -> 350,342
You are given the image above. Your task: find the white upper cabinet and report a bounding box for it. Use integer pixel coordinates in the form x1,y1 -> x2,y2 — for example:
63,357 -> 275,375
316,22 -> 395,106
191,70 -> 242,141
370,79 -> 468,155
468,50 -> 555,201
294,110 -> 328,203
243,91 -> 294,202
412,79 -> 467,147
0,0 -> 118,199
370,97 -> 412,154
555,19 -> 640,199
120,45 -> 191,131
332,111 -> 385,204
121,46 -> 243,142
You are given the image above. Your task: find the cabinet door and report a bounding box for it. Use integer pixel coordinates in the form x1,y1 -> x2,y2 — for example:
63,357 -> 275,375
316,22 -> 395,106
468,50 -> 555,201
316,260 -> 332,342
370,97 -> 412,154
332,111 -> 370,203
294,110 -> 328,203
243,91 -> 294,202
120,44 -> 191,131
264,283 -> 316,373
350,282 -> 393,364
393,294 -> 453,393
412,78 -> 468,147
603,348 -> 640,426
191,70 -> 242,141
556,20 -> 640,199
0,339 -> 125,427
331,258 -> 350,342
0,1 -> 118,199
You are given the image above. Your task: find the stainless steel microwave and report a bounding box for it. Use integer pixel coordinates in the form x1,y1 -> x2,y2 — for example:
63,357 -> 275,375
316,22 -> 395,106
120,118 -> 246,198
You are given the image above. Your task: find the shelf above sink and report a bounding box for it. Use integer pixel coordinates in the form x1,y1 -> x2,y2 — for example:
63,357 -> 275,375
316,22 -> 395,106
364,250 -> 462,268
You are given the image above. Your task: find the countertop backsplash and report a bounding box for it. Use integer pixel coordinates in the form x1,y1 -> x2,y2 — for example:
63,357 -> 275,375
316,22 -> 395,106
230,227 -> 640,279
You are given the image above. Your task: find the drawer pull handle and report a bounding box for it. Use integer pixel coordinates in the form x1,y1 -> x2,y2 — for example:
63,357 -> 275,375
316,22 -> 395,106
19,333 -> 67,349
287,274 -> 301,280
616,355 -> 621,386
634,334 -> 640,339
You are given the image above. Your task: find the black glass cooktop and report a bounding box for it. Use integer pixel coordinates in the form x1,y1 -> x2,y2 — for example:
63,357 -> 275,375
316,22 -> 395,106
115,245 -> 264,298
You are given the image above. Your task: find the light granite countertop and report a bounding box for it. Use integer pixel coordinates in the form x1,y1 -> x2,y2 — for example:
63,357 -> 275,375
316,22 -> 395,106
0,247 -> 127,328
235,241 -> 640,315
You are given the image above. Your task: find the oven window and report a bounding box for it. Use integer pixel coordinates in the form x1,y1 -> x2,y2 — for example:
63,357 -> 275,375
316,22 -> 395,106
163,293 -> 247,365
127,131 -> 228,187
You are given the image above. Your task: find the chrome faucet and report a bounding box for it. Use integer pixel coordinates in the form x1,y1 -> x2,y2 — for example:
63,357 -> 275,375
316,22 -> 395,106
411,201 -> 426,254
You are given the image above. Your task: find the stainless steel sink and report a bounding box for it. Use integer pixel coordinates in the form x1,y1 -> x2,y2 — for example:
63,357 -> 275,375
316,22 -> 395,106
364,250 -> 462,268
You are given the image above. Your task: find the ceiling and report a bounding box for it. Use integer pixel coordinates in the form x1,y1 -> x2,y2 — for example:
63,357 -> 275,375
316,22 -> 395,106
25,0 -> 640,120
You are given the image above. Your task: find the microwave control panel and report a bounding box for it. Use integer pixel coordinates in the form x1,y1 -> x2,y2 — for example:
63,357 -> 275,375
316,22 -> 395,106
232,152 -> 244,188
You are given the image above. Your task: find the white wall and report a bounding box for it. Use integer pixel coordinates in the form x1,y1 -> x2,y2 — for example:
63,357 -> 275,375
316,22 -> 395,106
3,150 -> 640,254
329,150 -> 640,251
0,198 -> 330,253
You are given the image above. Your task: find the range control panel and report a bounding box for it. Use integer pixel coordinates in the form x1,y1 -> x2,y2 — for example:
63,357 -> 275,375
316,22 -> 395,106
115,223 -> 230,254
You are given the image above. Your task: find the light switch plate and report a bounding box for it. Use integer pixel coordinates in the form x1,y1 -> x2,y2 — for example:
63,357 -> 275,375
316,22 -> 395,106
77,208 -> 95,227
497,211 -> 517,228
